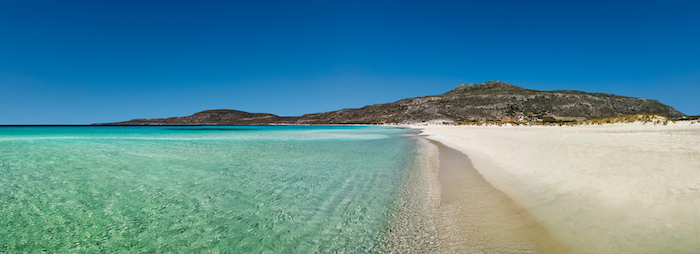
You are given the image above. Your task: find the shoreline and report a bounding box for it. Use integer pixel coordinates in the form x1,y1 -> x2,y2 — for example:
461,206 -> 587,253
427,139 -> 568,253
415,123 -> 700,253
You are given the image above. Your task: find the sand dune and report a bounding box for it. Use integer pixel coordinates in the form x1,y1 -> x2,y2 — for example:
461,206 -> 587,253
417,122 -> 700,253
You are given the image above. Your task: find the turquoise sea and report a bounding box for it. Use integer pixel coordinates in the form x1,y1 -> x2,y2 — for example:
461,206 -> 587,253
0,126 -> 430,253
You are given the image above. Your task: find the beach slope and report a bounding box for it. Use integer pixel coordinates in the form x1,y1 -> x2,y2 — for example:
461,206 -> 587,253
418,122 -> 700,253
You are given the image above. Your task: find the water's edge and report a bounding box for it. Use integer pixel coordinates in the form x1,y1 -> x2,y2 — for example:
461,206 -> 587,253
423,137 -> 570,253
383,137 -> 442,253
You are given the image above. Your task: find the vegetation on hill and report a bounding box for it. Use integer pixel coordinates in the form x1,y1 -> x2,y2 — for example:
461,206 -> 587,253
576,114 -> 674,125
445,114 -> 678,126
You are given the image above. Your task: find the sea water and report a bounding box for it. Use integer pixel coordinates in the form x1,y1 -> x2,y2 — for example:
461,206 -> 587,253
0,126 -> 429,253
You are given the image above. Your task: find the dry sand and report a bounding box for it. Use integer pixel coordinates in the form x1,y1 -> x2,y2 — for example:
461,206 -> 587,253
416,122 -> 700,253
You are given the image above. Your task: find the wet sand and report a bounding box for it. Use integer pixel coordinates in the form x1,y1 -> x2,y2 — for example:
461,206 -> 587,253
429,140 -> 568,253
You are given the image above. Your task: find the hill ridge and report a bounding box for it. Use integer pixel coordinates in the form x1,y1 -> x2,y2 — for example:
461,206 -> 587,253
95,81 -> 685,125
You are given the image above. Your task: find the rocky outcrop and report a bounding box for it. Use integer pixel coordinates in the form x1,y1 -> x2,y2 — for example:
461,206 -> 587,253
95,81 -> 685,125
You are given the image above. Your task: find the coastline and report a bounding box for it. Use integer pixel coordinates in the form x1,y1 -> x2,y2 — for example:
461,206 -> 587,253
413,122 -> 700,253
385,131 -> 568,253
427,140 -> 568,253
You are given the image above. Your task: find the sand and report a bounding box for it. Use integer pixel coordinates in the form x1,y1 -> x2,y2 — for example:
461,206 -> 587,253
430,140 -> 569,253
416,122 -> 700,253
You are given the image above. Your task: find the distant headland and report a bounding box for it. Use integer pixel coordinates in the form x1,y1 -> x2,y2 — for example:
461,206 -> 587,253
94,81 -> 686,125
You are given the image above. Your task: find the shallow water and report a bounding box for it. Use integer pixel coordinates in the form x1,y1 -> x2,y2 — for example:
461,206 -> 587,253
0,126 -> 421,252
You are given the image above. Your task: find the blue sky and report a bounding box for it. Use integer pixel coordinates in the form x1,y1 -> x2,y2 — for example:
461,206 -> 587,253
1,0 -> 698,124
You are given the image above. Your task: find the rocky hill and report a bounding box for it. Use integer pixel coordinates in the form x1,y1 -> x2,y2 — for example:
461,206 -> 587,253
294,81 -> 684,124
97,109 -> 297,125
95,81 -> 685,125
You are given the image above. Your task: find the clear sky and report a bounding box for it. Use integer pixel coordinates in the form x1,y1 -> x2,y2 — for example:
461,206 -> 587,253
1,0 -> 698,124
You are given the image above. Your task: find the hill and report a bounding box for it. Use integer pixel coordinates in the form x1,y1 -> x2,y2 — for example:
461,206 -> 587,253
293,81 -> 684,124
96,109 -> 297,125
95,81 -> 685,125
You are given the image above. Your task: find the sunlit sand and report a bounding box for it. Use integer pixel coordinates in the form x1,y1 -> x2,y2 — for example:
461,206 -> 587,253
416,121 -> 700,253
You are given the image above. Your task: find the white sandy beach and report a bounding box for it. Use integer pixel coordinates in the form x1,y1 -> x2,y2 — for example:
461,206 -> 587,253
416,121 -> 700,253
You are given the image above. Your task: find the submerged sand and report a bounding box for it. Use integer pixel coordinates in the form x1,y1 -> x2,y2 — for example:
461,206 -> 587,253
417,122 -> 700,253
